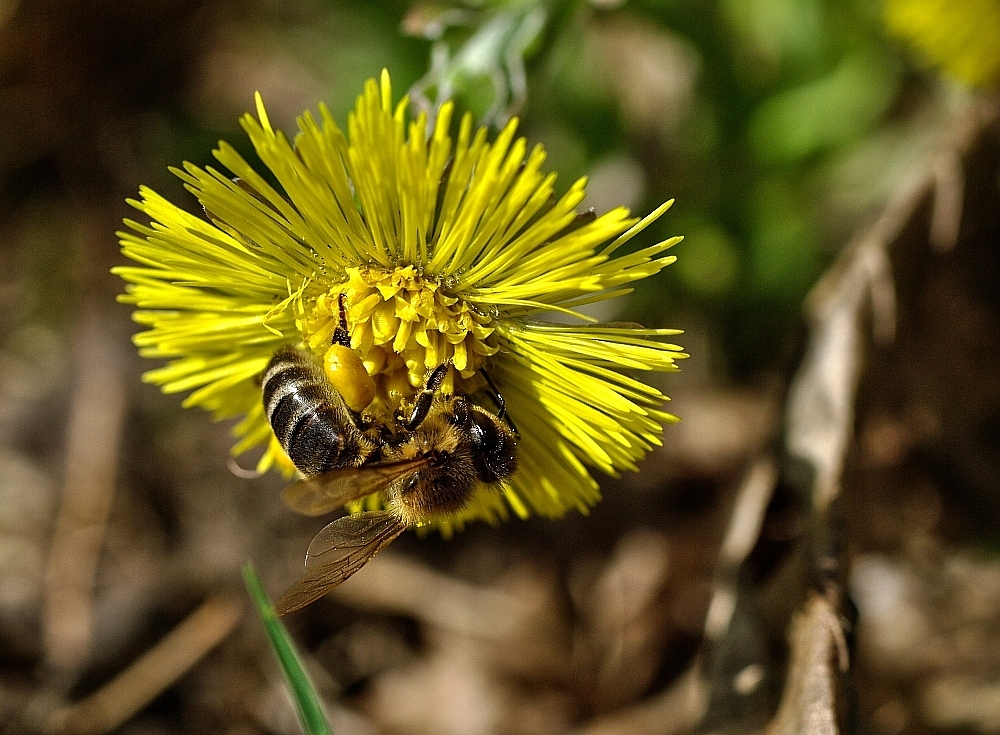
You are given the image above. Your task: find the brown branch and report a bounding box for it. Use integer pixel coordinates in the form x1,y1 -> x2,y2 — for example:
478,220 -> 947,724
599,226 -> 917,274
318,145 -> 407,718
52,593 -> 244,735
703,458 -> 779,643
44,311 -> 127,675
773,92 -> 1000,735
569,664 -> 707,735
767,592 -> 849,735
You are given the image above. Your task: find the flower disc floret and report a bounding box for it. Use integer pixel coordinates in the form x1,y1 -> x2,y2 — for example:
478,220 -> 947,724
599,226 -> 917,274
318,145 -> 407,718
301,265 -> 499,383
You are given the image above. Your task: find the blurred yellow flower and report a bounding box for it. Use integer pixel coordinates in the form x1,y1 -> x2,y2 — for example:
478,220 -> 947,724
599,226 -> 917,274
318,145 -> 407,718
885,0 -> 1000,87
115,70 -> 685,528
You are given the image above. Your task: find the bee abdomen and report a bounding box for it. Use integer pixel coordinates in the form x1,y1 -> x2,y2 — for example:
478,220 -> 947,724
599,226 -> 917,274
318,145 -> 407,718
263,348 -> 361,476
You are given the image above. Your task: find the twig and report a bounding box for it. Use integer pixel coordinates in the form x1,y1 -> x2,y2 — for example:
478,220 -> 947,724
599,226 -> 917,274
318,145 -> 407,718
53,593 -> 244,735
775,92 -> 1000,735
696,458 -> 782,730
44,311 -> 127,675
703,458 -> 779,643
326,550 -> 570,680
766,592 -> 849,735
789,96 -> 997,519
787,231 -> 894,516
328,552 -> 556,642
928,149 -> 964,252
569,663 -> 706,735
929,94 -> 999,252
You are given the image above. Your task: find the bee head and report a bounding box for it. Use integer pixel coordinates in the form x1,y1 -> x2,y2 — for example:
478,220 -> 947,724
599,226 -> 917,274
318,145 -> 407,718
443,396 -> 517,485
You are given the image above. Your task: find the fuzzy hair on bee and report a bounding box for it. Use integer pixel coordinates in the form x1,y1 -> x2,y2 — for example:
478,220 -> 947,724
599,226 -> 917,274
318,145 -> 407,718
384,393 -> 517,524
261,343 -> 518,614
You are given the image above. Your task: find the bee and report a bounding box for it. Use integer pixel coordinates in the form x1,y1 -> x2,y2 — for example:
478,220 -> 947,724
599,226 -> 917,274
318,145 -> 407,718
262,327 -> 517,615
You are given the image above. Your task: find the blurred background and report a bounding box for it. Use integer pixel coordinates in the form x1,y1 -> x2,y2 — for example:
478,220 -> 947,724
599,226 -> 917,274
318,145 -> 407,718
2,0 -> 999,733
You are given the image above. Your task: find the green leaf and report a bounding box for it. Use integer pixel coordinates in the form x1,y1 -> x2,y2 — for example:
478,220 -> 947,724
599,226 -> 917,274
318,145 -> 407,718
242,563 -> 334,735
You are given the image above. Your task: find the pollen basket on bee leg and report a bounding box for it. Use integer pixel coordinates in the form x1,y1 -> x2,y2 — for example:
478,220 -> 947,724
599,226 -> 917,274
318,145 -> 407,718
324,344 -> 376,412
262,347 -> 376,477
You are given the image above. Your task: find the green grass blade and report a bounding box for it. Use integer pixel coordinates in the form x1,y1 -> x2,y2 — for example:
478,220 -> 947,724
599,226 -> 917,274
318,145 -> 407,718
242,563 -> 334,735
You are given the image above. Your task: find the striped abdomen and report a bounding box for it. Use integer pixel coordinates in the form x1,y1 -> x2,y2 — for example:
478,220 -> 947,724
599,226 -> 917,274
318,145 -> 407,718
262,348 -> 369,476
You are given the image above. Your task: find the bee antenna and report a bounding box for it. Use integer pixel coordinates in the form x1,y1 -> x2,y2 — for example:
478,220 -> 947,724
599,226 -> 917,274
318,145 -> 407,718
332,292 -> 350,347
480,369 -> 518,435
404,361 -> 452,430
479,369 -> 506,419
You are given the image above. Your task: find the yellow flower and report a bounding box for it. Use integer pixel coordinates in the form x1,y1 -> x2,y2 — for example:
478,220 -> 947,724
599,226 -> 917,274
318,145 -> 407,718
885,0 -> 1000,87
115,70 -> 685,529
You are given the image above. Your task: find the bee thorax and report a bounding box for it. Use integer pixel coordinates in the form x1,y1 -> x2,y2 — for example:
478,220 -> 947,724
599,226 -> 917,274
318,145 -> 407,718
394,460 -> 478,521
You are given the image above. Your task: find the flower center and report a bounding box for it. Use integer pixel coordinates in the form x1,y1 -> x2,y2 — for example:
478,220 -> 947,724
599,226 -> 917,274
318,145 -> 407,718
299,265 -> 499,413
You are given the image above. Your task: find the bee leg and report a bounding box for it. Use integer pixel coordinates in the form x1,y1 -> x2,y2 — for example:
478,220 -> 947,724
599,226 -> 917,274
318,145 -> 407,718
404,361 -> 451,430
332,292 -> 351,347
480,368 -> 518,436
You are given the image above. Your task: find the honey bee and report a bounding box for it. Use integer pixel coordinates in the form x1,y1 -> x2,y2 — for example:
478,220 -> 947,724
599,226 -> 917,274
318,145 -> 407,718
262,329 -> 517,614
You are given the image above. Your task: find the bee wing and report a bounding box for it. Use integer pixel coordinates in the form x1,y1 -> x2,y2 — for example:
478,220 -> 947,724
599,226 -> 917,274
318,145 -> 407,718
274,511 -> 407,615
280,457 -> 429,517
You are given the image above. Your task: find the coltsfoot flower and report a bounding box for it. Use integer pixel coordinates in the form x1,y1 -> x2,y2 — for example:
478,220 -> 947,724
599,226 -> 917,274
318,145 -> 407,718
884,0 -> 1000,87
115,71 -> 686,529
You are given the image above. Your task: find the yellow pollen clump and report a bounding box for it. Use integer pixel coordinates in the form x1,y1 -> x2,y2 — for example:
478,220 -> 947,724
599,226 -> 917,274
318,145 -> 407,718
323,344 -> 376,412
299,265 -> 500,408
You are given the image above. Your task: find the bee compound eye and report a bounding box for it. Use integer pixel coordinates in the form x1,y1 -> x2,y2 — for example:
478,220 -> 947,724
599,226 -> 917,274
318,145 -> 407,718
469,409 -> 517,483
